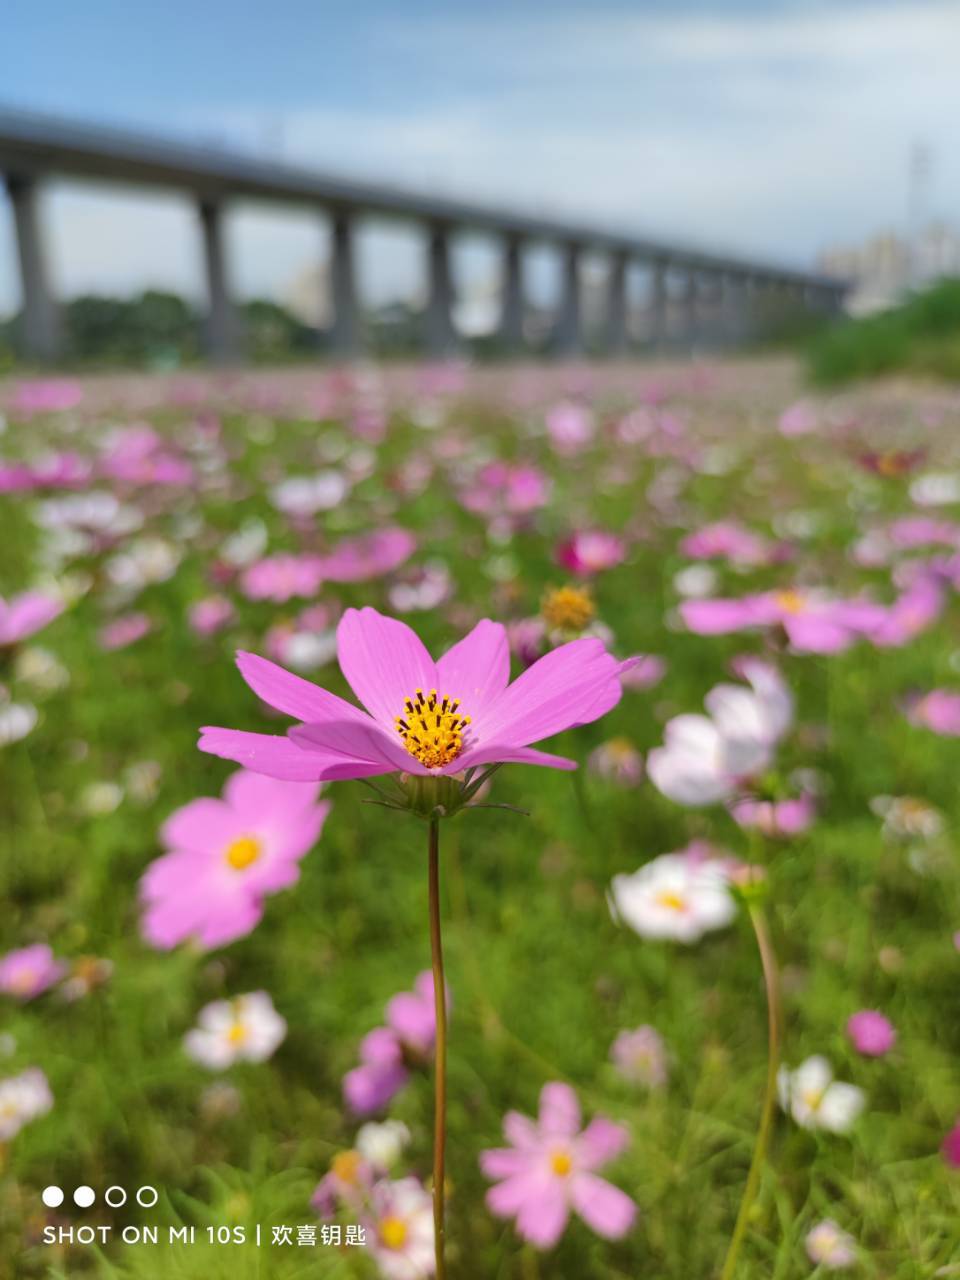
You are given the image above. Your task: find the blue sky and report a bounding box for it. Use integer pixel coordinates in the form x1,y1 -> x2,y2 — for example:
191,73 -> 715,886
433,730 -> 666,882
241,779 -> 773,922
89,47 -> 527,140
2,0 -> 958,312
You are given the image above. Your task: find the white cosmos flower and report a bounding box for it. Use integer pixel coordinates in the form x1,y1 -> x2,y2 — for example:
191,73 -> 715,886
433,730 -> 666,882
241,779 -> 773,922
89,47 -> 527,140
366,1177 -> 435,1280
0,701 -> 38,745
777,1056 -> 865,1133
805,1219 -> 857,1268
270,471 -> 349,516
648,661 -> 792,806
220,519 -> 268,567
0,1067 -> 53,1139
184,992 -> 287,1070
610,852 -> 736,943
356,1119 -> 411,1171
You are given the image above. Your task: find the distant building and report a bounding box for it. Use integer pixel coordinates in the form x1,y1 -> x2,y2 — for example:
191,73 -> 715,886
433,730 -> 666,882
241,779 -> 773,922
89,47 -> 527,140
817,222 -> 960,315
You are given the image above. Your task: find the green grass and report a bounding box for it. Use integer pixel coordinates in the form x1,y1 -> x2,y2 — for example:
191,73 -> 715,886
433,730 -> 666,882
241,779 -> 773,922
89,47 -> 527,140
2,364 -> 960,1277
808,277 -> 960,385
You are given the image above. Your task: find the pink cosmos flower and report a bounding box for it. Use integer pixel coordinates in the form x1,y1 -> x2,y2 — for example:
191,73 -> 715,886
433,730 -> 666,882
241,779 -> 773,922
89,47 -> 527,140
906,689 -> 960,736
316,527 -> 416,582
140,768 -> 330,950
610,1026 -> 668,1088
344,972 -> 447,1115
99,612 -> 152,651
729,792 -> 816,837
846,1010 -> 896,1057
188,596 -> 236,637
0,944 -> 66,1000
12,379 -> 83,415
100,425 -> 194,488
868,578 -> 943,648
240,554 -> 325,603
480,1082 -> 636,1249
680,521 -> 770,567
556,531 -> 626,576
199,608 -> 636,783
545,401 -> 595,456
459,463 -> 550,519
681,590 -> 883,654
0,593 -> 64,647
778,400 -> 818,436
362,1176 -> 436,1279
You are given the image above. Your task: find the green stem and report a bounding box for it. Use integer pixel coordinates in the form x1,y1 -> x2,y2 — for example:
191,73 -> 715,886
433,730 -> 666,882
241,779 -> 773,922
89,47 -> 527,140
428,816 -> 447,1280
719,903 -> 782,1280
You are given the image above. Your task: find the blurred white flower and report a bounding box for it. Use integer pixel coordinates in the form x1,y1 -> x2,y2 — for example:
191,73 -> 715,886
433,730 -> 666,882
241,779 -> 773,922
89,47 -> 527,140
356,1120 -> 411,1171
184,992 -> 287,1070
220,519 -> 268,567
13,646 -> 69,693
610,852 -> 736,943
778,1056 -> 865,1132
0,1067 -> 53,1140
673,564 -> 718,598
805,1219 -> 856,1268
0,700 -> 38,745
106,537 -> 181,594
80,781 -> 124,816
910,471 -> 960,507
270,471 -> 349,516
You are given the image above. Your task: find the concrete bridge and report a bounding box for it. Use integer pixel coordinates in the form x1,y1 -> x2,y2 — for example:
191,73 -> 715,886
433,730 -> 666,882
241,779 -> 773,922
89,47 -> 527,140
0,108 -> 847,364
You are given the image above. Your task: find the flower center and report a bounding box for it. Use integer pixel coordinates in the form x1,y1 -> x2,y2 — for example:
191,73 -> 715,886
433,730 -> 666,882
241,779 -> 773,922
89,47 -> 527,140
775,589 -> 806,615
542,585 -> 595,632
550,1149 -> 573,1177
226,1021 -> 248,1045
801,1086 -> 825,1112
225,835 -> 262,871
396,689 -> 471,770
380,1215 -> 408,1249
656,891 -> 687,913
331,1150 -> 361,1184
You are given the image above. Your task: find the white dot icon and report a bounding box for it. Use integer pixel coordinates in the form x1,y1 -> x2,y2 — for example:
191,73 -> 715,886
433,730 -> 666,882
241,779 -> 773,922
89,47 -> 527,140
41,1186 -> 64,1208
73,1186 -> 96,1208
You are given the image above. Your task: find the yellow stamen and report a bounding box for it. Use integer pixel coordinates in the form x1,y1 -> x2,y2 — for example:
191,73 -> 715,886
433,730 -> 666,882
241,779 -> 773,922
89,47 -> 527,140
655,891 -> 687,913
774,589 -> 806,615
380,1215 -> 408,1249
331,1150 -> 362,1184
225,835 -> 262,871
226,1022 -> 248,1045
395,688 -> 471,770
550,1149 -> 573,1177
801,1088 -> 825,1112
542,585 -> 596,632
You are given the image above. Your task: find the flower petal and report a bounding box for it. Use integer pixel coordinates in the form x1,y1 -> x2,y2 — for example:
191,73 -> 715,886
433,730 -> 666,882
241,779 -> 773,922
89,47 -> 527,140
236,650 -> 370,725
289,719 -> 416,775
479,638 -> 629,747
198,728 -> 330,781
538,1082 -> 581,1137
435,619 -> 510,711
336,607 -> 438,727
569,1172 -> 637,1239
453,743 -> 578,773
576,1118 -> 630,1170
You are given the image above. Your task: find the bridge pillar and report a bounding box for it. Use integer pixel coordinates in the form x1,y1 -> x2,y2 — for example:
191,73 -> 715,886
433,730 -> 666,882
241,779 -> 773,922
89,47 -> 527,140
6,174 -> 62,363
605,250 -> 629,355
499,235 -> 525,351
646,259 -> 668,349
554,241 -> 582,358
198,199 -> 241,365
425,223 -> 457,358
329,210 -> 358,359
679,269 -> 699,349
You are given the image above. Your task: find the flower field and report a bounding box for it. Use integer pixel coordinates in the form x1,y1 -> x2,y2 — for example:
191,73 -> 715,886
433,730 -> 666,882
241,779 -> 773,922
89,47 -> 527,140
2,357 -> 960,1278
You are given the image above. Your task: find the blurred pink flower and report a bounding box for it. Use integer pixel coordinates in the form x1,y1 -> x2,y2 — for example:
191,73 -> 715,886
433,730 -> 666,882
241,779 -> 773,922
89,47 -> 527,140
846,1010 -> 895,1057
587,738 -> 643,786
240,554 -> 325,603
778,400 -> 818,436
0,944 -> 66,1000
906,689 -> 960,736
619,654 -> 666,691
546,401 -> 595,456
141,768 -> 330,950
0,593 -> 64,646
610,1026 -> 668,1088
12,379 -> 83,415
316,527 -> 416,582
188,596 -> 236,636
200,608 -> 636,783
681,589 -> 883,654
480,1082 -> 636,1249
556,530 -> 626,576
729,792 -> 816,837
680,521 -> 770,567
100,425 -> 194,487
459,462 -> 550,519
99,612 -> 152,651
344,972 -> 448,1116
